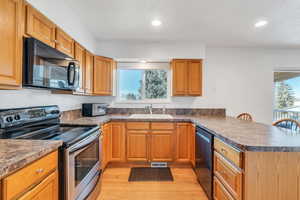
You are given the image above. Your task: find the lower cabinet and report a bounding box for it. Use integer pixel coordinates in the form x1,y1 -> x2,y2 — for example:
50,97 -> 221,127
18,171 -> 58,200
127,130 -> 148,161
102,121 -> 194,166
101,123 -> 111,169
109,122 -> 126,162
176,123 -> 191,162
2,151 -> 58,200
126,122 -> 175,162
213,176 -> 235,200
150,131 -> 174,162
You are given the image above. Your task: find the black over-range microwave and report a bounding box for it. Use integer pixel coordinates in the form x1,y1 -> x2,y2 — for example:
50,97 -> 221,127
23,37 -> 80,91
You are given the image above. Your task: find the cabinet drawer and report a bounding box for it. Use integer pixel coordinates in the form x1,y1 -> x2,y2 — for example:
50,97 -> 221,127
127,122 -> 150,130
2,151 -> 58,200
151,122 -> 174,130
214,151 -> 242,200
214,138 -> 242,168
213,176 -> 235,200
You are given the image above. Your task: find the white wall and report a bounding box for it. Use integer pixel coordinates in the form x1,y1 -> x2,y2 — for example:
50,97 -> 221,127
96,40 -> 205,60
27,0 -> 96,52
0,89 -> 107,111
206,47 -> 300,124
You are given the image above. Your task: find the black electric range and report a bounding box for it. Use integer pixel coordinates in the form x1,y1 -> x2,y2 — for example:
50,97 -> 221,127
0,106 -> 101,200
0,106 -> 99,146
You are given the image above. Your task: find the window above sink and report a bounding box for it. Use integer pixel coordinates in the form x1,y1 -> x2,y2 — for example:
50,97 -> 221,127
116,62 -> 171,103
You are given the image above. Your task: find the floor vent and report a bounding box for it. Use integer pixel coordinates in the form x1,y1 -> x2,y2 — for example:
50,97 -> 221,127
151,162 -> 168,168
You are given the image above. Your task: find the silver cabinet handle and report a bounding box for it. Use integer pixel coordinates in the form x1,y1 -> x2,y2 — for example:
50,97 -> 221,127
36,168 -> 44,173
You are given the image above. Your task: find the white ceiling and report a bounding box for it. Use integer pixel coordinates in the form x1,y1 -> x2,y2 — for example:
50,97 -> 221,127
65,0 -> 300,47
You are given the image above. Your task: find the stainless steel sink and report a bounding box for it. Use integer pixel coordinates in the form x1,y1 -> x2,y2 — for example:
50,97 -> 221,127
129,114 -> 173,119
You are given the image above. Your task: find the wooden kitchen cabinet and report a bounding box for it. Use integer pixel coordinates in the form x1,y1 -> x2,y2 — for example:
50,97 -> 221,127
214,151 -> 242,200
0,0 -> 23,89
102,123 -> 111,169
172,59 -> 188,95
213,176 -> 235,200
127,130 -> 148,161
26,4 -> 56,48
188,59 -> 203,96
74,42 -> 86,93
172,59 -> 202,96
189,124 -> 196,167
150,131 -> 174,162
110,122 -> 126,162
93,56 -> 113,96
176,123 -> 191,162
85,50 -> 94,94
18,170 -> 58,200
2,151 -> 58,200
55,28 -> 74,58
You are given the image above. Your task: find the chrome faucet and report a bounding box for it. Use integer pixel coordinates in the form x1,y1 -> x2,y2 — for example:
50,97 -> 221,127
145,104 -> 153,114
162,106 -> 166,114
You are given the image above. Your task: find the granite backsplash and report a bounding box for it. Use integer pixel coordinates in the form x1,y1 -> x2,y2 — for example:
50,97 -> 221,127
107,108 -> 226,116
61,108 -> 226,121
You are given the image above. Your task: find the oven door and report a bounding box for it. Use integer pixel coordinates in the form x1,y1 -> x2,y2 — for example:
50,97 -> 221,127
65,131 -> 101,200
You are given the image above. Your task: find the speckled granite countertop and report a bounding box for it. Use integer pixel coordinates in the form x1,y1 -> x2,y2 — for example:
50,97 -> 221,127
0,140 -> 62,179
63,115 -> 300,152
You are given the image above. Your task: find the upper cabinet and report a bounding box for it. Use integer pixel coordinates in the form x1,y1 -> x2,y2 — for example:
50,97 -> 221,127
26,5 -> 56,48
0,0 -> 23,89
172,59 -> 189,95
85,50 -> 94,94
94,56 -> 113,96
172,59 -> 203,96
55,28 -> 74,58
74,42 -> 86,93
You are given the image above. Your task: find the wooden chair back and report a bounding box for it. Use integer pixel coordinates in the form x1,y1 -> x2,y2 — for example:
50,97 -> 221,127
273,118 -> 300,132
237,113 -> 253,121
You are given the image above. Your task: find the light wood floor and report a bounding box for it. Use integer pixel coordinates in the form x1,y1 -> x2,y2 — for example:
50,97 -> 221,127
96,167 -> 209,200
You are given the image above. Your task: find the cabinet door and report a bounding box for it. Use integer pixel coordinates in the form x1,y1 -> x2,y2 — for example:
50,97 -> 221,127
176,123 -> 190,162
0,0 -> 22,89
85,50 -> 94,94
110,122 -> 126,161
127,131 -> 148,161
26,5 -> 56,47
74,42 -> 85,93
102,123 -> 111,169
172,59 -> 188,96
18,171 -> 58,200
93,56 -> 113,95
188,59 -> 202,96
150,131 -> 174,162
189,124 -> 196,167
55,28 -> 74,57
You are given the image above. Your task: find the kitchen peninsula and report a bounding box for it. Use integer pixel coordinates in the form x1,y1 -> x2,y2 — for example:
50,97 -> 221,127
64,112 -> 300,200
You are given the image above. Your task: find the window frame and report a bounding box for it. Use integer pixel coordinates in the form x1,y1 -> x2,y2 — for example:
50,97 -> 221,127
115,62 -> 171,104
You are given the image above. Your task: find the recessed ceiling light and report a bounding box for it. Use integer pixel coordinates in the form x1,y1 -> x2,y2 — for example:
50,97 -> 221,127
140,60 -> 147,63
255,20 -> 268,28
151,20 -> 162,27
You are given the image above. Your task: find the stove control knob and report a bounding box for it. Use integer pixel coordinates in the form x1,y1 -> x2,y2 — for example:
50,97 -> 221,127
6,116 -> 13,123
14,114 -> 21,120
50,110 -> 60,115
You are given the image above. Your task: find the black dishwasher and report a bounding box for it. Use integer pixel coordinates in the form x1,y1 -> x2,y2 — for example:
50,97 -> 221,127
195,126 -> 213,200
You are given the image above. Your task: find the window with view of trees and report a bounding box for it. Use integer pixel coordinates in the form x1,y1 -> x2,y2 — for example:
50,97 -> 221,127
118,67 -> 169,101
273,71 -> 300,122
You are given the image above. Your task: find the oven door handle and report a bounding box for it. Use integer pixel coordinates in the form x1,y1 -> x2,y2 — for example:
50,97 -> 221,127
68,131 -> 100,154
67,62 -> 76,86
